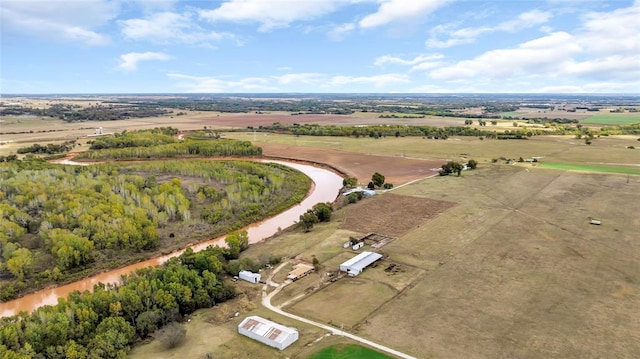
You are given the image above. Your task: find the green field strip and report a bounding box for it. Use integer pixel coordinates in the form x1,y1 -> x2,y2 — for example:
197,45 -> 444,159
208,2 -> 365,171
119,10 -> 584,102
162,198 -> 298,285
308,344 -> 394,359
580,114 -> 640,125
538,162 -> 640,175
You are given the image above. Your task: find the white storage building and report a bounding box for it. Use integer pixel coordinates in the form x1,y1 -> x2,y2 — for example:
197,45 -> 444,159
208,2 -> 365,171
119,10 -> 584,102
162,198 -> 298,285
339,251 -> 383,277
238,316 -> 298,350
239,270 -> 261,283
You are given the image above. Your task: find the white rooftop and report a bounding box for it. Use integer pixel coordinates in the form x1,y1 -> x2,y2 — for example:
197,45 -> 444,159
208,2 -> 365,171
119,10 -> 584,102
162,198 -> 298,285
238,316 -> 297,344
341,251 -> 383,271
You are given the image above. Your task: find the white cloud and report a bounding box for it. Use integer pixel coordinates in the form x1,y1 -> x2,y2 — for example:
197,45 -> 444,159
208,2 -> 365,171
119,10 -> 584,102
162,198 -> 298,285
374,54 -> 443,66
120,11 -> 235,45
330,73 -> 410,88
328,23 -> 356,41
427,9 -> 553,48
577,3 -> 640,56
425,2 -> 640,92
199,0 -> 343,31
118,52 -> 171,71
168,72 -> 410,92
168,73 -> 277,92
1,0 -> 117,45
374,54 -> 445,73
274,73 -> 324,85
429,32 -> 580,81
533,82 -> 640,94
359,0 -> 450,29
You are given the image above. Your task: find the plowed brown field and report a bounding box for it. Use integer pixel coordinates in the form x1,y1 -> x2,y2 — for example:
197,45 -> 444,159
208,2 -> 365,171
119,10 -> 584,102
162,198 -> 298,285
259,142 -> 444,186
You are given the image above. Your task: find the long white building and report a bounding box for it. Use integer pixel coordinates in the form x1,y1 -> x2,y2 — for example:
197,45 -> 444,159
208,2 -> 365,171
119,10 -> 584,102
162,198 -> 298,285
339,251 -> 383,277
238,316 -> 299,350
239,270 -> 261,283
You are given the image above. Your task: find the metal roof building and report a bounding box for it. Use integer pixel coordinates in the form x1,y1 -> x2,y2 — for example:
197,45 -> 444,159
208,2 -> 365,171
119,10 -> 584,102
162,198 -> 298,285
339,251 -> 383,277
238,316 -> 299,350
239,270 -> 261,284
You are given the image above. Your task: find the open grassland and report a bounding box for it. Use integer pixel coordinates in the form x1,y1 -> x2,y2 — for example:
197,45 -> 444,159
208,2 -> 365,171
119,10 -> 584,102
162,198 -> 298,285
580,113 -> 640,125
539,162 -> 640,175
500,108 -> 592,120
357,166 -> 639,358
288,277 -> 397,328
309,344 -> 393,359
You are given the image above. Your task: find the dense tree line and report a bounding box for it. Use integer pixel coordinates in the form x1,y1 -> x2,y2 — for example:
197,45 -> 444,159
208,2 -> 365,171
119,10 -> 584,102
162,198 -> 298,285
16,141 -> 76,155
76,139 -> 262,160
0,241 -> 241,359
251,123 -> 545,139
599,123 -> 640,135
0,104 -> 168,122
0,159 -> 310,300
89,128 -> 178,150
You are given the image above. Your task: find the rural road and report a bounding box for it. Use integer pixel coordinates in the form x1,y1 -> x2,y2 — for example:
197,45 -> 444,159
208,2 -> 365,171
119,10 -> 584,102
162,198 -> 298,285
261,263 -> 418,359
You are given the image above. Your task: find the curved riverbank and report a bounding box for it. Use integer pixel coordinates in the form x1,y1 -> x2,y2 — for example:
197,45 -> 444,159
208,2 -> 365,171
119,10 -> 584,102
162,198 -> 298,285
0,159 -> 344,317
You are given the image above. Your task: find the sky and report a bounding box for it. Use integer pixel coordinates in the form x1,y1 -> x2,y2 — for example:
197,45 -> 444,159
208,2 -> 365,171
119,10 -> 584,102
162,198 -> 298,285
1,0 -> 639,94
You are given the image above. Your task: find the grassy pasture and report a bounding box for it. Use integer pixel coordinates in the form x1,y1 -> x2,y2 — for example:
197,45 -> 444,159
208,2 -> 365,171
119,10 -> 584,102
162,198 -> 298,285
581,113 -> 640,125
357,166 -> 640,358
539,162 -> 640,175
308,344 -> 393,359
287,277 -> 397,329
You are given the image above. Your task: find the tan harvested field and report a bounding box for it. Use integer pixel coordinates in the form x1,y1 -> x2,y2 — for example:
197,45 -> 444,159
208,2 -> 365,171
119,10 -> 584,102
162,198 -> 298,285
357,166 -> 640,358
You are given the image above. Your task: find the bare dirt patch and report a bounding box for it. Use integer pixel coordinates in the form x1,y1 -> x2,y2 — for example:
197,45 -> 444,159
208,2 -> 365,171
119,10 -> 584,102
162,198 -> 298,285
340,193 -> 456,237
258,142 -> 443,185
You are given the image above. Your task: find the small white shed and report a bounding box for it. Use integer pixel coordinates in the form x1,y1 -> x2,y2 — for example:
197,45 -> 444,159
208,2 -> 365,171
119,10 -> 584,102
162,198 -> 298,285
239,270 -> 261,283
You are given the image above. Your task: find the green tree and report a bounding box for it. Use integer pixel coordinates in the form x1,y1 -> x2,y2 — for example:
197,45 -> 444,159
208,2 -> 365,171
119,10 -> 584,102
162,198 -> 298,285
371,172 -> 385,187
467,159 -> 478,170
6,247 -> 33,280
439,161 -> 464,176
224,231 -> 249,259
88,317 -> 136,359
342,176 -> 358,188
312,202 -> 333,222
46,229 -> 94,270
299,211 -> 318,232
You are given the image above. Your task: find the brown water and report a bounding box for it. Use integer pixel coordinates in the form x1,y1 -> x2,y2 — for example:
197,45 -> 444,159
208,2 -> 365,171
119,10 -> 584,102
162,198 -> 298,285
0,159 -> 343,317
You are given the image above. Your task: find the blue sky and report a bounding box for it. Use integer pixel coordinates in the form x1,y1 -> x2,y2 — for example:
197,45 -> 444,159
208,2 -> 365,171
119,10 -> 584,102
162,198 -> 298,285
1,0 -> 639,94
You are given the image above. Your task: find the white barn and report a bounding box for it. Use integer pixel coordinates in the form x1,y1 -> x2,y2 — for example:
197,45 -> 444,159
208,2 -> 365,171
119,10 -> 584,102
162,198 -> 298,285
339,251 -> 383,277
238,316 -> 298,350
239,270 -> 261,283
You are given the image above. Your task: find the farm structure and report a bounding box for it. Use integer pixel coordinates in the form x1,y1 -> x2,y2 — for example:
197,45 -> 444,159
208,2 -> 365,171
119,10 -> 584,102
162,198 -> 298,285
339,251 -> 383,277
238,316 -> 298,350
287,262 -> 315,281
358,232 -> 396,249
239,270 -> 261,283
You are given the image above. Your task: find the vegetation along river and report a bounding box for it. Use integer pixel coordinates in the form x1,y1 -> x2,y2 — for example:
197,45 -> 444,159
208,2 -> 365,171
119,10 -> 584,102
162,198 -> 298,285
0,159 -> 344,317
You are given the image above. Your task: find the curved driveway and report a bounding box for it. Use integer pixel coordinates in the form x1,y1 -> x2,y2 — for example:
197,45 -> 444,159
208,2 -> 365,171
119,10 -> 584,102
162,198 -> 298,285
261,263 -> 417,359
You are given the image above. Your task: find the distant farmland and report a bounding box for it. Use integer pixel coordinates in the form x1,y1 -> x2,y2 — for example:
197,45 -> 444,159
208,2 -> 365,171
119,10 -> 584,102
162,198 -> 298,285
539,162 -> 640,175
580,113 -> 640,125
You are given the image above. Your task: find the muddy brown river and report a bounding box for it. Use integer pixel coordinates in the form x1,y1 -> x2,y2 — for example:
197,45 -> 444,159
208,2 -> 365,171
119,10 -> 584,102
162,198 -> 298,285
0,159 -> 343,317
